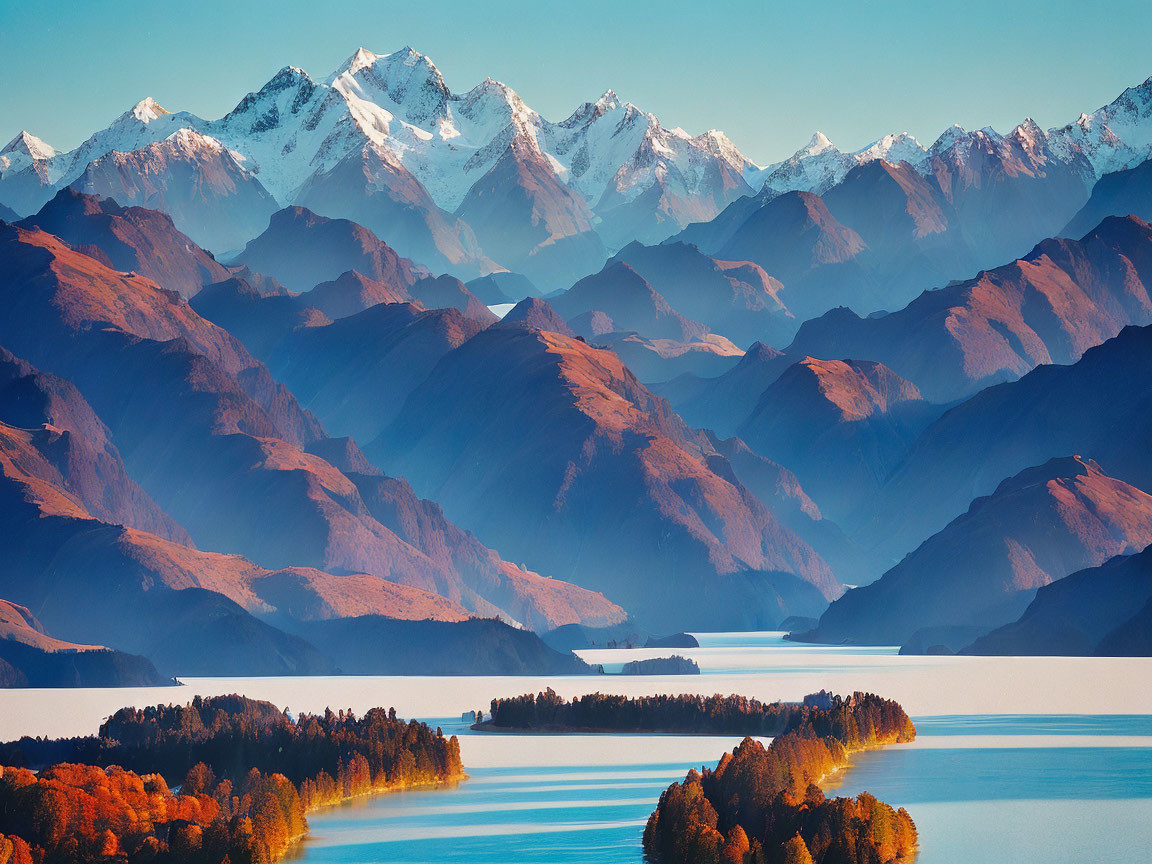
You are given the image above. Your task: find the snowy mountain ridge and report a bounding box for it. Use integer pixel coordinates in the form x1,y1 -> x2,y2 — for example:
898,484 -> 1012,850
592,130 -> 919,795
3,49 -> 1152,264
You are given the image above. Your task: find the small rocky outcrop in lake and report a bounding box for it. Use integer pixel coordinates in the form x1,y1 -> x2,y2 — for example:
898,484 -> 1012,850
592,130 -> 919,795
620,655 -> 700,675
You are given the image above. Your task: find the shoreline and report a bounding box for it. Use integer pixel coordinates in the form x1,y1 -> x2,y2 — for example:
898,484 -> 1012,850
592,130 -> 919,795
469,722 -> 775,736
302,772 -> 470,815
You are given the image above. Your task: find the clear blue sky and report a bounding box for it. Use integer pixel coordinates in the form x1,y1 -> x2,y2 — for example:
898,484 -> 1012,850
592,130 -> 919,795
2,0 -> 1151,165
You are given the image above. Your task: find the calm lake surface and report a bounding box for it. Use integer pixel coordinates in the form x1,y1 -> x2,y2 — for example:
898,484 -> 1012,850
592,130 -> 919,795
2,632 -> 1150,863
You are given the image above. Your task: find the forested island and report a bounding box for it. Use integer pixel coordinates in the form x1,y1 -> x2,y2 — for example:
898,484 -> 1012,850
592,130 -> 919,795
620,655 -> 700,675
643,692 -> 917,864
478,689 -> 910,737
0,695 -> 464,864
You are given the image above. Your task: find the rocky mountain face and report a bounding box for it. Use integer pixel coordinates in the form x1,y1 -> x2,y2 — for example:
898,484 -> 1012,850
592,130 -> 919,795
0,600 -> 169,688
0,47 -> 762,283
296,143 -> 494,277
739,357 -> 938,527
0,220 -> 622,632
586,331 -> 744,384
715,190 -> 869,322
870,322 -> 1152,562
662,80 -> 1152,328
0,377 -> 337,675
0,345 -> 187,543
267,302 -> 483,445
231,206 -> 426,292
302,269 -> 411,319
607,241 -> 793,347
455,139 -> 606,290
931,122 -> 1093,259
11,47 -> 1139,297
659,341 -> 794,437
965,540 -> 1152,656
372,325 -> 840,631
409,274 -> 497,325
189,276 -> 483,444
1063,157 -> 1152,237
551,261 -> 711,343
20,188 -> 231,298
496,296 -> 575,336
71,128 -> 279,253
788,215 -> 1152,403
802,457 -> 1152,647
466,271 -> 539,304
1048,75 -> 1152,177
0,59 -> 1143,334
0,350 -> 612,674
543,259 -> 748,382
818,159 -> 979,311
704,432 -> 883,588
0,130 -> 58,216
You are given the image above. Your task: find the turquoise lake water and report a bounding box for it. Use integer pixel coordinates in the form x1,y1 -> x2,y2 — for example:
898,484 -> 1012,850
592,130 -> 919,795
3,632 -> 1150,862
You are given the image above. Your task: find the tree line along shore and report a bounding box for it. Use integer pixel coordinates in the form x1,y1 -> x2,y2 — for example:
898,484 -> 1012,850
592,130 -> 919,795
478,688 -> 918,863
0,689 -> 918,864
0,695 -> 463,864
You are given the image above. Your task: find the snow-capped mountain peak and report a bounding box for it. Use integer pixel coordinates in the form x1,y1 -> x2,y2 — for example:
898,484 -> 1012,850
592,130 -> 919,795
164,127 -> 235,158
130,97 -> 171,123
596,90 -> 620,109
754,131 -> 846,196
335,47 -> 380,78
1047,74 -> 1152,176
555,91 -> 623,132
928,124 -> 971,154
805,131 -> 836,155
329,45 -> 451,130
0,43 -> 764,234
11,43 -> 1148,274
1009,118 -> 1047,157
0,130 -> 58,188
853,131 -> 927,166
1,130 -> 56,162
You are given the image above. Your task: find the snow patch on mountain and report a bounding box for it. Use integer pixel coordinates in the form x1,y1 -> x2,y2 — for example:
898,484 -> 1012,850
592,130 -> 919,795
1048,75 -> 1152,176
1,131 -> 56,165
6,49 -> 1152,265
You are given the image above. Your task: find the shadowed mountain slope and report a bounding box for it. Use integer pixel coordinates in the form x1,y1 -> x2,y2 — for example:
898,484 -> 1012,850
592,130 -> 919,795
0,222 -> 620,630
872,322 -> 1152,562
608,241 -> 794,347
1063,158 -> 1152,238
803,457 -> 1152,646
0,599 -> 169,688
965,541 -> 1152,656
0,345 -> 188,543
20,188 -> 230,298
372,326 -> 839,631
739,357 -> 939,525
232,206 -> 426,292
72,129 -> 278,253
551,261 -> 710,343
788,215 -> 1152,403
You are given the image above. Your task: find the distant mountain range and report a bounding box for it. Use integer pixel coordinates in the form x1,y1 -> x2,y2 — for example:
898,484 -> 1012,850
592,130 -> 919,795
5,57 -> 1152,673
3,50 -> 1151,293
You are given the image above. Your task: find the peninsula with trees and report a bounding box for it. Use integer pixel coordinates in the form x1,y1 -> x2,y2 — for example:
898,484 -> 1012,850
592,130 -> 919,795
0,695 -> 464,864
644,692 -> 918,864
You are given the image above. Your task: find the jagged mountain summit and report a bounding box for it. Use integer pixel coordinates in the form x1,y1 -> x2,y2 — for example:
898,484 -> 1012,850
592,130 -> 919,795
750,74 -> 1152,203
1049,75 -> 1152,176
3,53 -> 1152,297
0,47 -> 761,273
